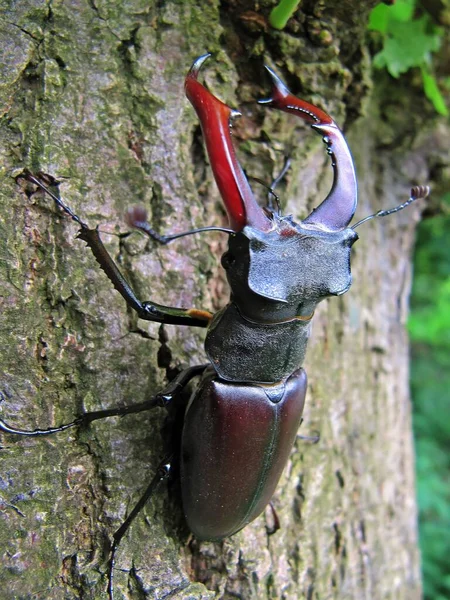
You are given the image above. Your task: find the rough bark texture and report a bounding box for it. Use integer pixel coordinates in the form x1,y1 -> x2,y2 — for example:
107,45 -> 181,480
0,1 -> 444,599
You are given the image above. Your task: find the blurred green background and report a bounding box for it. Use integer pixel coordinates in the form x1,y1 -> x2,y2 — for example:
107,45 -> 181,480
366,2 -> 449,595
409,193 -> 450,600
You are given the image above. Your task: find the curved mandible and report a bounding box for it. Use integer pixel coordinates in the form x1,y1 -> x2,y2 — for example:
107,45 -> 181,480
259,66 -> 357,230
185,55 -> 272,232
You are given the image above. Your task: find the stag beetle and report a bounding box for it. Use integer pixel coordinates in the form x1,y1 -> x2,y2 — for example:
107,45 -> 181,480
0,55 -> 428,598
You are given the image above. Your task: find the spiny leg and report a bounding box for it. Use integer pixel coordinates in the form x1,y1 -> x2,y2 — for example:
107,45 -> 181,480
0,365 -> 208,437
105,366 -> 212,598
1,365 -> 209,598
248,175 -> 282,216
19,171 -> 213,328
267,156 -> 291,212
107,458 -> 172,600
248,156 -> 291,215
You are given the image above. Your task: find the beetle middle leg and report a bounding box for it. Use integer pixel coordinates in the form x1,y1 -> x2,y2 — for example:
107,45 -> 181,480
0,365 -> 207,437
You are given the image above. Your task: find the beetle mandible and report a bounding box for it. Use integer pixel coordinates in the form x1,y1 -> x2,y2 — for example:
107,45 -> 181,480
0,54 -> 428,597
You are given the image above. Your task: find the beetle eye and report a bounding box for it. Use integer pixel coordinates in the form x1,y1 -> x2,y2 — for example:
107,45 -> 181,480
347,231 -> 359,246
221,252 -> 235,269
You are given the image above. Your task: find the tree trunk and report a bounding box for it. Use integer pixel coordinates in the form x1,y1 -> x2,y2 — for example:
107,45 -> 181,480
0,1 -> 439,598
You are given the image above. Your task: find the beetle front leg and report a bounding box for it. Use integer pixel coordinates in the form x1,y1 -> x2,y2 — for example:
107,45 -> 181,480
19,172 -> 213,328
77,221 -> 213,326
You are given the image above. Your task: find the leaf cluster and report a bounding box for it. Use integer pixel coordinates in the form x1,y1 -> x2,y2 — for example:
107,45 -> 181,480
368,0 -> 448,115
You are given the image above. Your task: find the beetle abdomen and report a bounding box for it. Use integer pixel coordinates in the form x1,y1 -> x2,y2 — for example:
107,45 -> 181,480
180,368 -> 307,540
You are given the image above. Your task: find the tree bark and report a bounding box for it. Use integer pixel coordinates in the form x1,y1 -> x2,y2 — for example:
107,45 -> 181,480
0,1 -> 440,598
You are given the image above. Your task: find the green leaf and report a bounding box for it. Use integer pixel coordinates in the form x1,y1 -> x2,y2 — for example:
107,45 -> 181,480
368,3 -> 390,33
373,16 -> 442,77
269,0 -> 302,30
410,203 -> 450,599
388,0 -> 416,22
422,67 -> 449,116
409,277 -> 450,345
368,2 -> 446,115
368,0 -> 416,32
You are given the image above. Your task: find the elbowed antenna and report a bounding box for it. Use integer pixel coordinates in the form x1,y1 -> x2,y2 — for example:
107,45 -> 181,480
185,55 -> 272,233
260,66 -> 357,231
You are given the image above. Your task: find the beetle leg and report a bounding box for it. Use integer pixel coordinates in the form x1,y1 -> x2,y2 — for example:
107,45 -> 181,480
245,157 -> 291,217
0,365 -> 208,437
19,173 -> 213,327
296,416 -> 320,443
265,501 -> 281,535
107,457 -> 172,600
266,155 -> 292,213
2,365 -> 207,599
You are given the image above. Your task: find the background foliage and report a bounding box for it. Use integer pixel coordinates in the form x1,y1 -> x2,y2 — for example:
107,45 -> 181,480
368,2 -> 449,597
409,196 -> 450,600
368,0 -> 448,115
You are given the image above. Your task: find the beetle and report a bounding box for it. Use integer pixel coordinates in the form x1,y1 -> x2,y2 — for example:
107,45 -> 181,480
0,54 -> 428,598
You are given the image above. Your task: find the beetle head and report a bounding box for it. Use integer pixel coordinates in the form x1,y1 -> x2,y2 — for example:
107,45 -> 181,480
223,218 -> 358,319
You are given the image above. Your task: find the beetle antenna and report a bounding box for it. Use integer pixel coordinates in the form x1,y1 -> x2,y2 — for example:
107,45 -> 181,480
351,186 -> 430,229
126,206 -> 234,244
